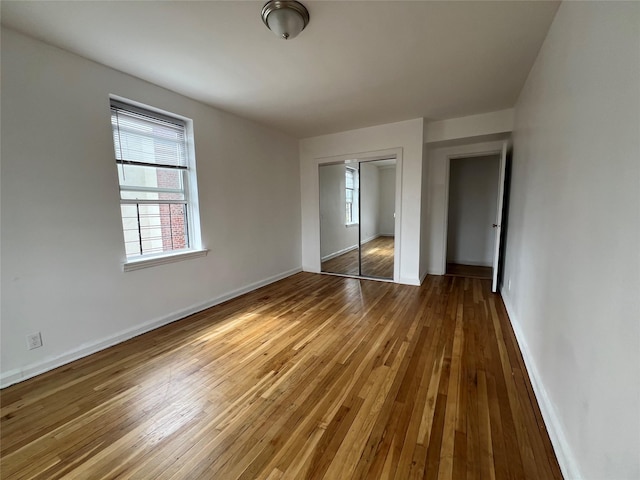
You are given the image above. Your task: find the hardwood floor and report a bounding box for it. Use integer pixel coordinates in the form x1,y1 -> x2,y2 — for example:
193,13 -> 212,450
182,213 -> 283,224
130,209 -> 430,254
0,273 -> 562,479
322,236 -> 394,279
446,263 -> 493,280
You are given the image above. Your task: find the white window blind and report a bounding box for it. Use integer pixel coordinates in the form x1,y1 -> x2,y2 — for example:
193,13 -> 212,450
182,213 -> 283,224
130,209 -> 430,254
111,101 -> 188,170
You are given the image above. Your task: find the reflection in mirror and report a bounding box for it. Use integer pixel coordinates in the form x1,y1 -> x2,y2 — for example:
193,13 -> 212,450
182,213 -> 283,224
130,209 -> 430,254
359,159 -> 396,279
319,158 -> 396,280
319,163 -> 360,275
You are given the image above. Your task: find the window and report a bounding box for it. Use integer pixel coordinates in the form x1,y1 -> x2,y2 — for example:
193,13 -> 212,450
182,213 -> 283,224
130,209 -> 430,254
110,99 -> 202,264
345,166 -> 359,225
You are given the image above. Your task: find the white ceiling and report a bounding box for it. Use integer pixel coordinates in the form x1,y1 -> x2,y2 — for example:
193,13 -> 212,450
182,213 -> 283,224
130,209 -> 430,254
1,1 -> 559,138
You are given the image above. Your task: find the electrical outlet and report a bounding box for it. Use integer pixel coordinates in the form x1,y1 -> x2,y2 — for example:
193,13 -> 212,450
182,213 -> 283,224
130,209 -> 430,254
27,332 -> 43,350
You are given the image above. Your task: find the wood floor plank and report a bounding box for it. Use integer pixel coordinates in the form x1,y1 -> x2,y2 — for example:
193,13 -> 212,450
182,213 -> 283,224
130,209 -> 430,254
0,273 -> 563,480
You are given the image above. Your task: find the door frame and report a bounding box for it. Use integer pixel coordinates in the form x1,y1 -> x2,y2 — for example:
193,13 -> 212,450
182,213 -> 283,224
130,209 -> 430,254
315,147 -> 403,283
492,143 -> 508,292
441,144 -> 506,280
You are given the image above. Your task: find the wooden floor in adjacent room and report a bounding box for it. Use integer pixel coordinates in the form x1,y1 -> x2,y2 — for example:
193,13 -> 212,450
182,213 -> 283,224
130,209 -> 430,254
446,263 -> 493,280
0,273 -> 562,480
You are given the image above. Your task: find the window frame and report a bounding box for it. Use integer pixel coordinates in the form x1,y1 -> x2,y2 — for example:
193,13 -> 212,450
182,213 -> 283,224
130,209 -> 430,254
345,166 -> 359,226
110,96 -> 206,271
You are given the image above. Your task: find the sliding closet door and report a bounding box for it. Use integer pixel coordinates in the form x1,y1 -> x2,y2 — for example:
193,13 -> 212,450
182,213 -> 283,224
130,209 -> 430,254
319,162 -> 359,276
359,159 -> 396,279
319,158 -> 395,280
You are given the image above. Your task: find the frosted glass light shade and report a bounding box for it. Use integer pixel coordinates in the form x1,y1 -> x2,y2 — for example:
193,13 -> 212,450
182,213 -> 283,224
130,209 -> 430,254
267,8 -> 304,39
261,1 -> 310,40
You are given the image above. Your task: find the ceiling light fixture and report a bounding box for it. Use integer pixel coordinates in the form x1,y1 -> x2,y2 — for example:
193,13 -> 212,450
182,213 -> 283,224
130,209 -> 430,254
261,0 -> 310,40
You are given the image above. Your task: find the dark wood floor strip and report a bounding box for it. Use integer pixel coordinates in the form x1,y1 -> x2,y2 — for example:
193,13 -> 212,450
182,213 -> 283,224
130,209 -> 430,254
446,263 -> 492,280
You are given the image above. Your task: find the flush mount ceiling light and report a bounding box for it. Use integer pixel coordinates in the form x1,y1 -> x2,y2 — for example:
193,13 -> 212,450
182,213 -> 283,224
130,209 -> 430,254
261,0 -> 310,40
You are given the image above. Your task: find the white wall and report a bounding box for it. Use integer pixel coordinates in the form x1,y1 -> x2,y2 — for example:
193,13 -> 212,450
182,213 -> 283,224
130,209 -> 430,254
300,118 -> 424,285
1,28 -> 301,386
319,164 -> 358,259
359,162 -> 380,243
446,155 -> 499,267
378,167 -> 396,236
424,139 -> 507,274
502,2 -> 640,479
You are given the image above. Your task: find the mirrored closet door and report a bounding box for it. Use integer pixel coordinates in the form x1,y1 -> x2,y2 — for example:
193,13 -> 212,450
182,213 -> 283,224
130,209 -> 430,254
319,158 -> 396,280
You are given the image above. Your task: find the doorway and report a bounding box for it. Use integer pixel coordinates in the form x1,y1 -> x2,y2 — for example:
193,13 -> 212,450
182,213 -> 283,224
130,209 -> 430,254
319,157 -> 397,280
445,154 -> 500,280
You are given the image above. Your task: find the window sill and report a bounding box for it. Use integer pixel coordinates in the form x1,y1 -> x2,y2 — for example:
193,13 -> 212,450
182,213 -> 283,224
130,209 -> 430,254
123,249 -> 208,272
345,223 -> 359,227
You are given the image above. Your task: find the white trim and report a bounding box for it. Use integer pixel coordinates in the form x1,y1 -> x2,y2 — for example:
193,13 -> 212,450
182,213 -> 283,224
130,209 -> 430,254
345,165 -> 359,225
321,244 -> 358,262
123,249 -> 208,272
0,267 -> 302,389
320,234 -> 384,262
361,233 -> 380,244
393,153 -> 403,284
501,292 -> 583,480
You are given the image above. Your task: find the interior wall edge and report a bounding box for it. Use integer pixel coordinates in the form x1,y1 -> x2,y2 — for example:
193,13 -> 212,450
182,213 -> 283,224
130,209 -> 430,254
501,291 -> 584,480
424,108 -> 514,144
0,267 -> 302,389
398,277 -> 421,287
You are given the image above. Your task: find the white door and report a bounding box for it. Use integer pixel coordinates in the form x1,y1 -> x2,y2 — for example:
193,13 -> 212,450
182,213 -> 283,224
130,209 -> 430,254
492,142 -> 508,292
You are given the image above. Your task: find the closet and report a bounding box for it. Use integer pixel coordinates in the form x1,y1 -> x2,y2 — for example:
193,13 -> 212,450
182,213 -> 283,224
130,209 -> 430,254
319,158 -> 396,280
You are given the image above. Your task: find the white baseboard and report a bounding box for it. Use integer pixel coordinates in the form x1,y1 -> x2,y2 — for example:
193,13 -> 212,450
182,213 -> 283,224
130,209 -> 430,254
501,292 -> 583,480
321,234 -> 393,262
321,244 -> 358,262
361,233 -> 380,244
0,267 -> 302,389
398,276 -> 421,286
